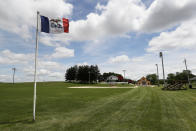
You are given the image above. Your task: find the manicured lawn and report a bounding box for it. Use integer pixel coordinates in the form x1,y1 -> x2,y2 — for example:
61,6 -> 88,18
0,82 -> 196,131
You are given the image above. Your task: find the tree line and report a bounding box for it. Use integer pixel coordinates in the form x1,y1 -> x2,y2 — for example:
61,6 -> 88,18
65,65 -> 100,83
65,65 -> 195,85
146,70 -> 195,85
65,65 -> 128,83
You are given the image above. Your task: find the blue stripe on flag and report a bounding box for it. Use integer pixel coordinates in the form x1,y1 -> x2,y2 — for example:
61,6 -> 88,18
40,16 -> 49,33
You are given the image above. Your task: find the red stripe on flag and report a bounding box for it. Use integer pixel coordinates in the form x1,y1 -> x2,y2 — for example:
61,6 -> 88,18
63,18 -> 69,33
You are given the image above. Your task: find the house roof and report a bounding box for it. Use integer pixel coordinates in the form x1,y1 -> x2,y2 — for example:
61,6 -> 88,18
137,77 -> 147,81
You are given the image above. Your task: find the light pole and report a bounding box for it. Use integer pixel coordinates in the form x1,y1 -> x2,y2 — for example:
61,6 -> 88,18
159,52 -> 166,86
155,64 -> 159,86
122,70 -> 126,81
12,68 -> 16,84
96,71 -> 99,83
184,59 -> 191,88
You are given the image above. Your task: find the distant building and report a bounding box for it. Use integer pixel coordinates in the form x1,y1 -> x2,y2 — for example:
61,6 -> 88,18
117,75 -> 124,81
107,75 -> 118,82
190,77 -> 196,81
137,77 -> 150,86
128,79 -> 134,84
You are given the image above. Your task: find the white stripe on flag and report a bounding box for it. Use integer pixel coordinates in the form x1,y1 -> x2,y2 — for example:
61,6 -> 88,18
49,18 -> 64,33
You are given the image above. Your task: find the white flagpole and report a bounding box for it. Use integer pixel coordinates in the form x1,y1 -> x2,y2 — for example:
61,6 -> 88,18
33,11 -> 39,121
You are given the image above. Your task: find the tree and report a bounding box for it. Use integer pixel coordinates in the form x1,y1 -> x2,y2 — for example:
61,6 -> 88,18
175,71 -> 187,83
167,73 -> 176,84
65,65 -> 100,83
146,74 -> 158,85
89,65 -> 100,83
175,70 -> 195,83
166,70 -> 195,84
65,65 -> 78,81
77,65 -> 89,82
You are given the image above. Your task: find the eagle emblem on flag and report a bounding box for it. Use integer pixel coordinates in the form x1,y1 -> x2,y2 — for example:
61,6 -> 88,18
49,19 -> 64,33
50,19 -> 63,29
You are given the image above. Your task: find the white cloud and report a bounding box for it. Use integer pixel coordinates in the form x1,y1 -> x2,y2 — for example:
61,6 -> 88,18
1,0 -> 196,82
101,51 -> 196,80
96,3 -> 107,11
38,61 -> 65,70
66,0 -> 196,42
101,54 -> 157,80
141,0 -> 196,32
82,39 -> 110,55
68,0 -> 145,41
0,49 -> 33,64
39,69 -> 51,76
66,0 -> 196,55
77,62 -> 88,66
1,0 -> 196,45
51,47 -> 74,58
109,55 -> 130,63
39,35 -> 59,47
131,56 -> 145,62
0,75 -> 10,82
147,19 -> 196,52
48,72 -> 62,78
0,0 -> 73,39
39,33 -> 70,47
23,67 -> 64,81
0,50 -> 67,82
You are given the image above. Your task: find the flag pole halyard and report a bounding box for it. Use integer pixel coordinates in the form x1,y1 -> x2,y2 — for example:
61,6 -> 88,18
33,11 -> 39,121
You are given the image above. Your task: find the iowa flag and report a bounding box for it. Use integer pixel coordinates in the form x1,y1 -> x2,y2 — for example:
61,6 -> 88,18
40,15 -> 69,33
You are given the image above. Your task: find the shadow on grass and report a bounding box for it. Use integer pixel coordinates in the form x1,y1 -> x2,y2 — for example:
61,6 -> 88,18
0,119 -> 34,125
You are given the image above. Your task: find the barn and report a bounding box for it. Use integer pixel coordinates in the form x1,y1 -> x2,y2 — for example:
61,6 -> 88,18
137,77 -> 151,86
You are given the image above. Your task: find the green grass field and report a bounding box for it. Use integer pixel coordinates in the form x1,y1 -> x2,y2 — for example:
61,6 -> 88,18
0,82 -> 196,131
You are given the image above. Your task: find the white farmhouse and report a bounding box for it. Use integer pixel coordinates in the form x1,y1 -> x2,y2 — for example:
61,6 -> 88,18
107,75 -> 118,82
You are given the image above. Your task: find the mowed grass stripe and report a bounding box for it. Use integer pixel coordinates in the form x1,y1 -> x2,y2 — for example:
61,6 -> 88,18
0,83 -> 132,130
0,82 -> 196,131
33,88 -> 137,131
74,88 -> 140,131
127,87 -> 162,131
159,90 -> 196,131
96,87 -> 154,131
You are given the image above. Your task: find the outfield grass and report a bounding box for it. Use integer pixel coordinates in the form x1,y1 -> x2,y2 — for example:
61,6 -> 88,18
0,82 -> 196,131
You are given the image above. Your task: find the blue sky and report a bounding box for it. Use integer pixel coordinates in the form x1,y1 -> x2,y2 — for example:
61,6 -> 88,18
1,0 -> 196,82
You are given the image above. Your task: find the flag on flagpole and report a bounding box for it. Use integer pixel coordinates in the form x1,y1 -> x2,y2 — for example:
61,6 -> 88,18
40,15 -> 69,33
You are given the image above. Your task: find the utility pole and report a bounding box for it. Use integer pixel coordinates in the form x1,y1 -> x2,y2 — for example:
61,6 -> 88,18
12,68 -> 16,84
122,70 -> 126,80
159,52 -> 166,87
155,64 -> 159,86
184,59 -> 191,88
96,71 -> 99,83
88,71 -> 90,84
